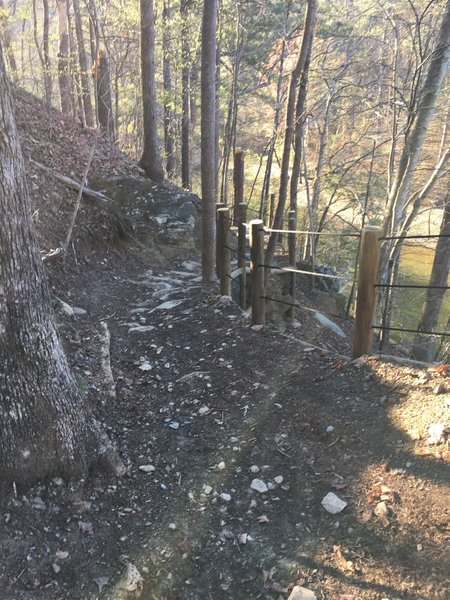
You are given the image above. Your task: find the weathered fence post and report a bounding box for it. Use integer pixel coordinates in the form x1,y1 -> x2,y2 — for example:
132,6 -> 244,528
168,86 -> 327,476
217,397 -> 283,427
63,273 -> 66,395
215,202 -> 225,278
238,202 -> 247,309
217,207 -> 231,296
233,150 -> 244,226
352,226 -> 381,358
250,219 -> 265,326
287,210 -> 296,323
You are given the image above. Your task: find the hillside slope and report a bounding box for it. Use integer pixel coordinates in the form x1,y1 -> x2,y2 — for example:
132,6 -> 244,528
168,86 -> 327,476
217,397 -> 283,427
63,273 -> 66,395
0,89 -> 448,600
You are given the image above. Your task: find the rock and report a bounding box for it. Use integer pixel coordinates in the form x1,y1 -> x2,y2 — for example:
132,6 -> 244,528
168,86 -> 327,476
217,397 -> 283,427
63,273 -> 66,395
168,421 -> 180,430
72,306 -> 87,316
32,497 -> 46,511
139,465 -> 155,473
250,479 -> 269,493
118,562 -> 144,593
273,475 -> 284,485
129,325 -> 156,333
168,523 -> 177,530
217,461 -> 226,470
251,324 -> 264,332
288,586 -> 317,600
202,485 -> 213,495
326,425 -> 335,433
249,465 -> 260,473
220,493 -> 232,502
427,423 -> 446,445
52,562 -> 61,574
198,406 -> 210,416
321,492 -> 347,514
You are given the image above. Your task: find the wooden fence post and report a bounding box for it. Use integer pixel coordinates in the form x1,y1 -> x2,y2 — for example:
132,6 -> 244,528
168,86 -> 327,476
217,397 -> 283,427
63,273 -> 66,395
215,202 -> 225,278
217,208 -> 231,296
238,202 -> 247,309
250,219 -> 265,326
352,226 -> 381,358
233,150 -> 244,225
287,210 -> 296,323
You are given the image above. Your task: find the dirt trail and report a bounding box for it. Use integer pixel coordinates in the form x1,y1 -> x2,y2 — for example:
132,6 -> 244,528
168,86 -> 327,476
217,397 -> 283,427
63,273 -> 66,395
1,249 -> 448,600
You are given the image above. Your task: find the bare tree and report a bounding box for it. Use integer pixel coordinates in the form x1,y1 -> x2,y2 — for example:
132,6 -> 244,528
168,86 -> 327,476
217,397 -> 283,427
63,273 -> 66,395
162,0 -> 175,178
139,0 -> 164,181
57,0 -> 72,114
180,0 -> 191,189
0,42 -> 121,484
73,0 -> 95,127
265,0 -> 317,268
412,198 -> 450,361
201,0 -> 218,282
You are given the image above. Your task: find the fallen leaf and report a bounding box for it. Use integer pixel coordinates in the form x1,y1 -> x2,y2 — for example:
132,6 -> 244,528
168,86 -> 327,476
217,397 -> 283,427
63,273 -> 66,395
257,515 -> 270,524
118,562 -> 144,595
374,501 -> 390,527
333,545 -> 355,574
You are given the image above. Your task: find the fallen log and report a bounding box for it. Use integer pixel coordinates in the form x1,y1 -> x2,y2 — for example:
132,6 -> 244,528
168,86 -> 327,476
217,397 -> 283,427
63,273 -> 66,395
29,159 -> 112,203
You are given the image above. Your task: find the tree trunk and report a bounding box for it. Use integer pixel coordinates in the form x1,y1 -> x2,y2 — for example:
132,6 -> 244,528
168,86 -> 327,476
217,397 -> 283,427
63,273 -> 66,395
94,48 -> 115,141
32,0 -> 52,107
201,0 -> 218,282
162,0 -> 175,178
0,44 -> 117,485
180,0 -> 191,189
0,0 -> 18,78
73,0 -> 95,127
265,0 -> 317,268
412,199 -> 450,361
383,0 -> 450,240
139,0 -> 164,181
57,0 -> 71,114
289,0 -> 316,214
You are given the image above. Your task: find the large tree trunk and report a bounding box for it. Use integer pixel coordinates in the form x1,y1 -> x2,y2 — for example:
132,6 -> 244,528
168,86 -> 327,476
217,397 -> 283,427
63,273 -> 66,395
139,0 -> 164,181
57,0 -> 71,114
72,0 -> 95,127
412,199 -> 450,361
180,0 -> 191,190
201,0 -> 218,282
0,43 -> 118,485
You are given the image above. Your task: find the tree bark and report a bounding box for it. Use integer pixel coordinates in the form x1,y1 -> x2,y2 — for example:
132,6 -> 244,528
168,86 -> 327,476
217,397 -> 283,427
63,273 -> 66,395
139,0 -> 164,181
201,0 -> 218,282
180,0 -> 191,189
72,0 -> 95,127
57,0 -> 71,114
412,199 -> 450,361
0,44 -> 116,485
162,0 -> 175,178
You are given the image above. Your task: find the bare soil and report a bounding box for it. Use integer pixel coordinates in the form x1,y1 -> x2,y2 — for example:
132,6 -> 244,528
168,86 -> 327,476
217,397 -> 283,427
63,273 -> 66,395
0,89 -> 448,600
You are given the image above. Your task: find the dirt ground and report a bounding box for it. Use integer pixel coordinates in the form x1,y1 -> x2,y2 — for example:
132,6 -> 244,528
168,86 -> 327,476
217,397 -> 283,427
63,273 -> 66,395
0,89 -> 449,600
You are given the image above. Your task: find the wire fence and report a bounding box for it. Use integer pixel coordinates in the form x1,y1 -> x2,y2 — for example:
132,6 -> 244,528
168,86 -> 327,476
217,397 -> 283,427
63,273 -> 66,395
218,205 -> 450,359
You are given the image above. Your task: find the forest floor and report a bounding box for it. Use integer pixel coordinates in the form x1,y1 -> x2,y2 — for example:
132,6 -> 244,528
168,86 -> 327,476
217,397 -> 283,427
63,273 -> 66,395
0,89 -> 449,600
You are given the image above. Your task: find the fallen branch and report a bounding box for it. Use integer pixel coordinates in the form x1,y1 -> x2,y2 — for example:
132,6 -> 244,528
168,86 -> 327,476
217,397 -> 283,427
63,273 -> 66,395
29,158 -> 112,204
371,354 -> 436,369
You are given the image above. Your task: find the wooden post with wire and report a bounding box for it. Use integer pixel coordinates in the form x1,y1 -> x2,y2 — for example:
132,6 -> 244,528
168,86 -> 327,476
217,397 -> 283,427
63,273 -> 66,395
233,150 -> 244,225
287,210 -> 296,323
250,219 -> 265,326
238,202 -> 247,309
352,226 -> 381,358
217,207 -> 231,296
215,202 -> 225,278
